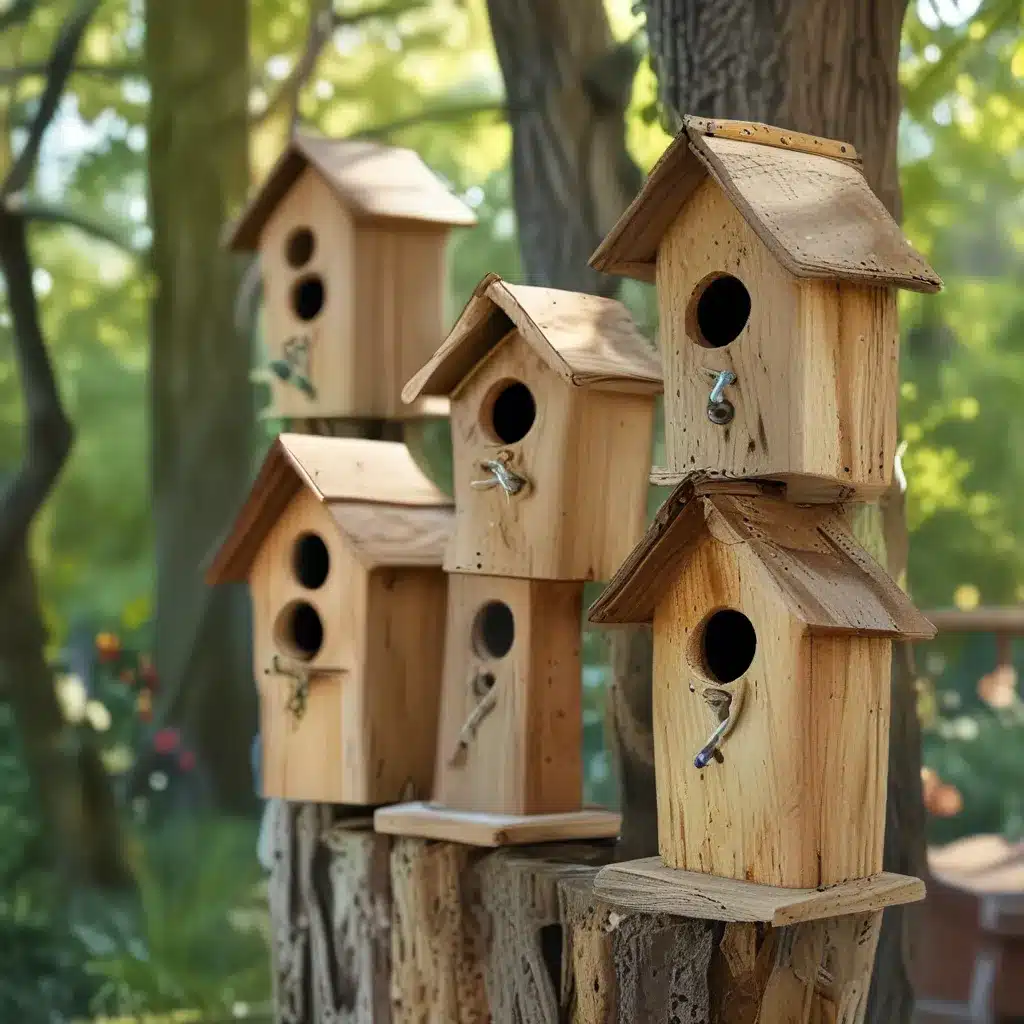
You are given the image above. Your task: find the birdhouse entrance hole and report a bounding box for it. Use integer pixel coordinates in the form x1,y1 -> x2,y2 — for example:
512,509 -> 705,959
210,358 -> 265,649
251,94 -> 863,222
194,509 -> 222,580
472,600 -> 515,659
699,609 -> 756,683
292,275 -> 325,322
285,227 -> 315,268
688,273 -> 751,348
482,380 -> 536,444
293,532 -> 330,590
275,600 -> 325,661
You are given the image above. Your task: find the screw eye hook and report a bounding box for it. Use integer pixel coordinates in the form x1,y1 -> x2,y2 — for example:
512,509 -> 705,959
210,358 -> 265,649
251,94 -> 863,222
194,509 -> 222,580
691,678 -> 747,768
704,369 -> 736,425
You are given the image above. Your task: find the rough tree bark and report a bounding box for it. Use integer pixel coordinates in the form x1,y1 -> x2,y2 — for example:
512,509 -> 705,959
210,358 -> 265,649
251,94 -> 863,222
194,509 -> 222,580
146,0 -> 256,810
485,0 -> 643,296
639,3 -> 920,1018
0,0 -> 131,890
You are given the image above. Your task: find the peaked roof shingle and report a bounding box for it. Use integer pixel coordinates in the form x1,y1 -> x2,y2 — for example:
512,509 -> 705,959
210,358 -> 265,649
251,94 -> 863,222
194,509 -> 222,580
402,273 -> 663,402
590,116 -> 942,294
588,478 -> 935,639
206,435 -> 452,583
226,134 -> 477,250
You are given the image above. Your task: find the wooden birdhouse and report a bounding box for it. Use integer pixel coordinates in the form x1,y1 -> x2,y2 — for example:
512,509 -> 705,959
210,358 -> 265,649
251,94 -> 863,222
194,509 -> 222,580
590,117 -> 942,502
433,572 -> 585,817
226,134 -> 477,421
206,434 -> 453,805
588,480 -> 935,889
401,273 -> 663,580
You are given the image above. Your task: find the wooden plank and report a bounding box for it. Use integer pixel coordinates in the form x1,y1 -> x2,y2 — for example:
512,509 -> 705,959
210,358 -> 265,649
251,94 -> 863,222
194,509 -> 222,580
375,802 -> 622,847
686,116 -> 861,162
593,859 -> 924,925
327,503 -> 452,569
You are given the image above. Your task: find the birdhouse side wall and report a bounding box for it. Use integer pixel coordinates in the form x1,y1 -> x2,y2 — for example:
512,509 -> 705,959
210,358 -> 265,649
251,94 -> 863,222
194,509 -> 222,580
352,223 -> 451,419
249,488 -> 367,802
446,334 -> 575,579
562,388 -> 656,581
793,280 -> 899,500
258,167 -> 356,419
434,573 -> 583,815
657,178 -> 799,483
652,531 -> 887,887
359,566 -> 448,804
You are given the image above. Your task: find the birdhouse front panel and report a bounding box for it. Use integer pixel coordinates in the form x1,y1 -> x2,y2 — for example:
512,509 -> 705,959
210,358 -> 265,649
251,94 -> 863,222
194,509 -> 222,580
434,573 -> 584,816
651,527 -> 891,889
445,331 -> 654,580
250,487 -> 366,803
258,167 -> 357,421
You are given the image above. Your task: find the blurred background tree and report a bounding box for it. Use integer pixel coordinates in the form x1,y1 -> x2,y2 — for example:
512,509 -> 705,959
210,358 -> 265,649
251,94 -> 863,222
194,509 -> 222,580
0,0 -> 1019,1018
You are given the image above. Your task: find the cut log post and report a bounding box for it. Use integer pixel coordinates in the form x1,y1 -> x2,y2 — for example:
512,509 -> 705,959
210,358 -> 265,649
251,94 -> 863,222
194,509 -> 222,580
268,801 -> 392,1023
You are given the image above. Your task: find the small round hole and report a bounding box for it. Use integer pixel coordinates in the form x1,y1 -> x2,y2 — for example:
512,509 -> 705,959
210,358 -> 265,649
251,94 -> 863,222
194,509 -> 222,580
473,671 -> 496,697
285,227 -> 315,268
292,274 -> 325,322
472,601 -> 515,659
293,532 -> 329,590
689,274 -> 751,348
701,609 -> 756,683
483,380 -> 536,444
275,601 -> 324,662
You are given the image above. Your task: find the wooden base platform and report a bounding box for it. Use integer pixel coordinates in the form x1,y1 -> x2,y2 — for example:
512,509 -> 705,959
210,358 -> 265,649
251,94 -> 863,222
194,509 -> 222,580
374,801 -> 621,847
594,857 -> 925,925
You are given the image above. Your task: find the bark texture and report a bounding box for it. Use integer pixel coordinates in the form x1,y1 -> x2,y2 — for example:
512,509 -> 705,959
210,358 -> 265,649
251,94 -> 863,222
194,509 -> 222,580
485,0 -> 643,295
269,801 -> 392,1024
146,0 -> 255,810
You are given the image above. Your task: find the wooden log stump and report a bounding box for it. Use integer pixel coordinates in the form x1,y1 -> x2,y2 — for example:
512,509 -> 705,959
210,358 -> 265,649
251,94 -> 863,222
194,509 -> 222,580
268,801 -> 392,1023
558,872 -> 884,1024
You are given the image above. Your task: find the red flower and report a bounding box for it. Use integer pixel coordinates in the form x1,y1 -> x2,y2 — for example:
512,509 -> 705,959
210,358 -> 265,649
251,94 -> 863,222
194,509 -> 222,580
179,750 -> 196,772
153,727 -> 180,755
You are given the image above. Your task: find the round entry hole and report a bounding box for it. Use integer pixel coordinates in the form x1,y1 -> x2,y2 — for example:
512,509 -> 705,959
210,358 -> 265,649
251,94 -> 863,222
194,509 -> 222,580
293,532 -> 329,590
689,274 -> 751,348
292,274 -> 325,321
275,601 -> 324,662
285,227 -> 315,268
483,380 -> 536,444
700,609 -> 756,683
472,601 -> 515,659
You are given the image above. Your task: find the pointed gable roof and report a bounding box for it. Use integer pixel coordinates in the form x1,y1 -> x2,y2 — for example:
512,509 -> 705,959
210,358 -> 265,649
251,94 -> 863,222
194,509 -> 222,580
588,478 -> 935,639
226,133 -> 477,250
206,435 -> 453,583
590,116 -> 942,294
402,273 -> 663,403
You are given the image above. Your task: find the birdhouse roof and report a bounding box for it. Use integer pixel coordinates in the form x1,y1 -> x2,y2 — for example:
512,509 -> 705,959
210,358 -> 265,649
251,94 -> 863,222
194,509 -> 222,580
588,479 -> 935,639
206,434 -> 453,582
402,273 -> 663,402
590,116 -> 942,294
226,133 -> 477,250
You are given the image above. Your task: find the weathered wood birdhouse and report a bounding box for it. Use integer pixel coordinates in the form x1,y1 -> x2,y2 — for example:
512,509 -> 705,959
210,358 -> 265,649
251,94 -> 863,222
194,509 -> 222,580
433,572 -> 585,817
401,273 -> 663,580
590,117 -> 942,501
589,480 -> 935,889
227,133 -> 477,421
206,434 -> 453,805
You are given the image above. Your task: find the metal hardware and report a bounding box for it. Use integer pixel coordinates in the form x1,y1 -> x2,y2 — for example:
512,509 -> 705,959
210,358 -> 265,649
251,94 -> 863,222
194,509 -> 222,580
471,449 -> 529,498
690,678 -> 747,768
704,369 -> 736,425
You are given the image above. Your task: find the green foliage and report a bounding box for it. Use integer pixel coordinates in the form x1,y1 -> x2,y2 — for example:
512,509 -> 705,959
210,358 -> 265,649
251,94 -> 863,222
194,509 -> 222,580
86,821 -> 270,1019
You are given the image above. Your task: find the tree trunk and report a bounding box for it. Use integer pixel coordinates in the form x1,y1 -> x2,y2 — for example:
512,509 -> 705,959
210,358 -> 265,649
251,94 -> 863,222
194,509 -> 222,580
146,0 -> 255,810
485,0 -> 643,296
636,1 -> 919,1018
